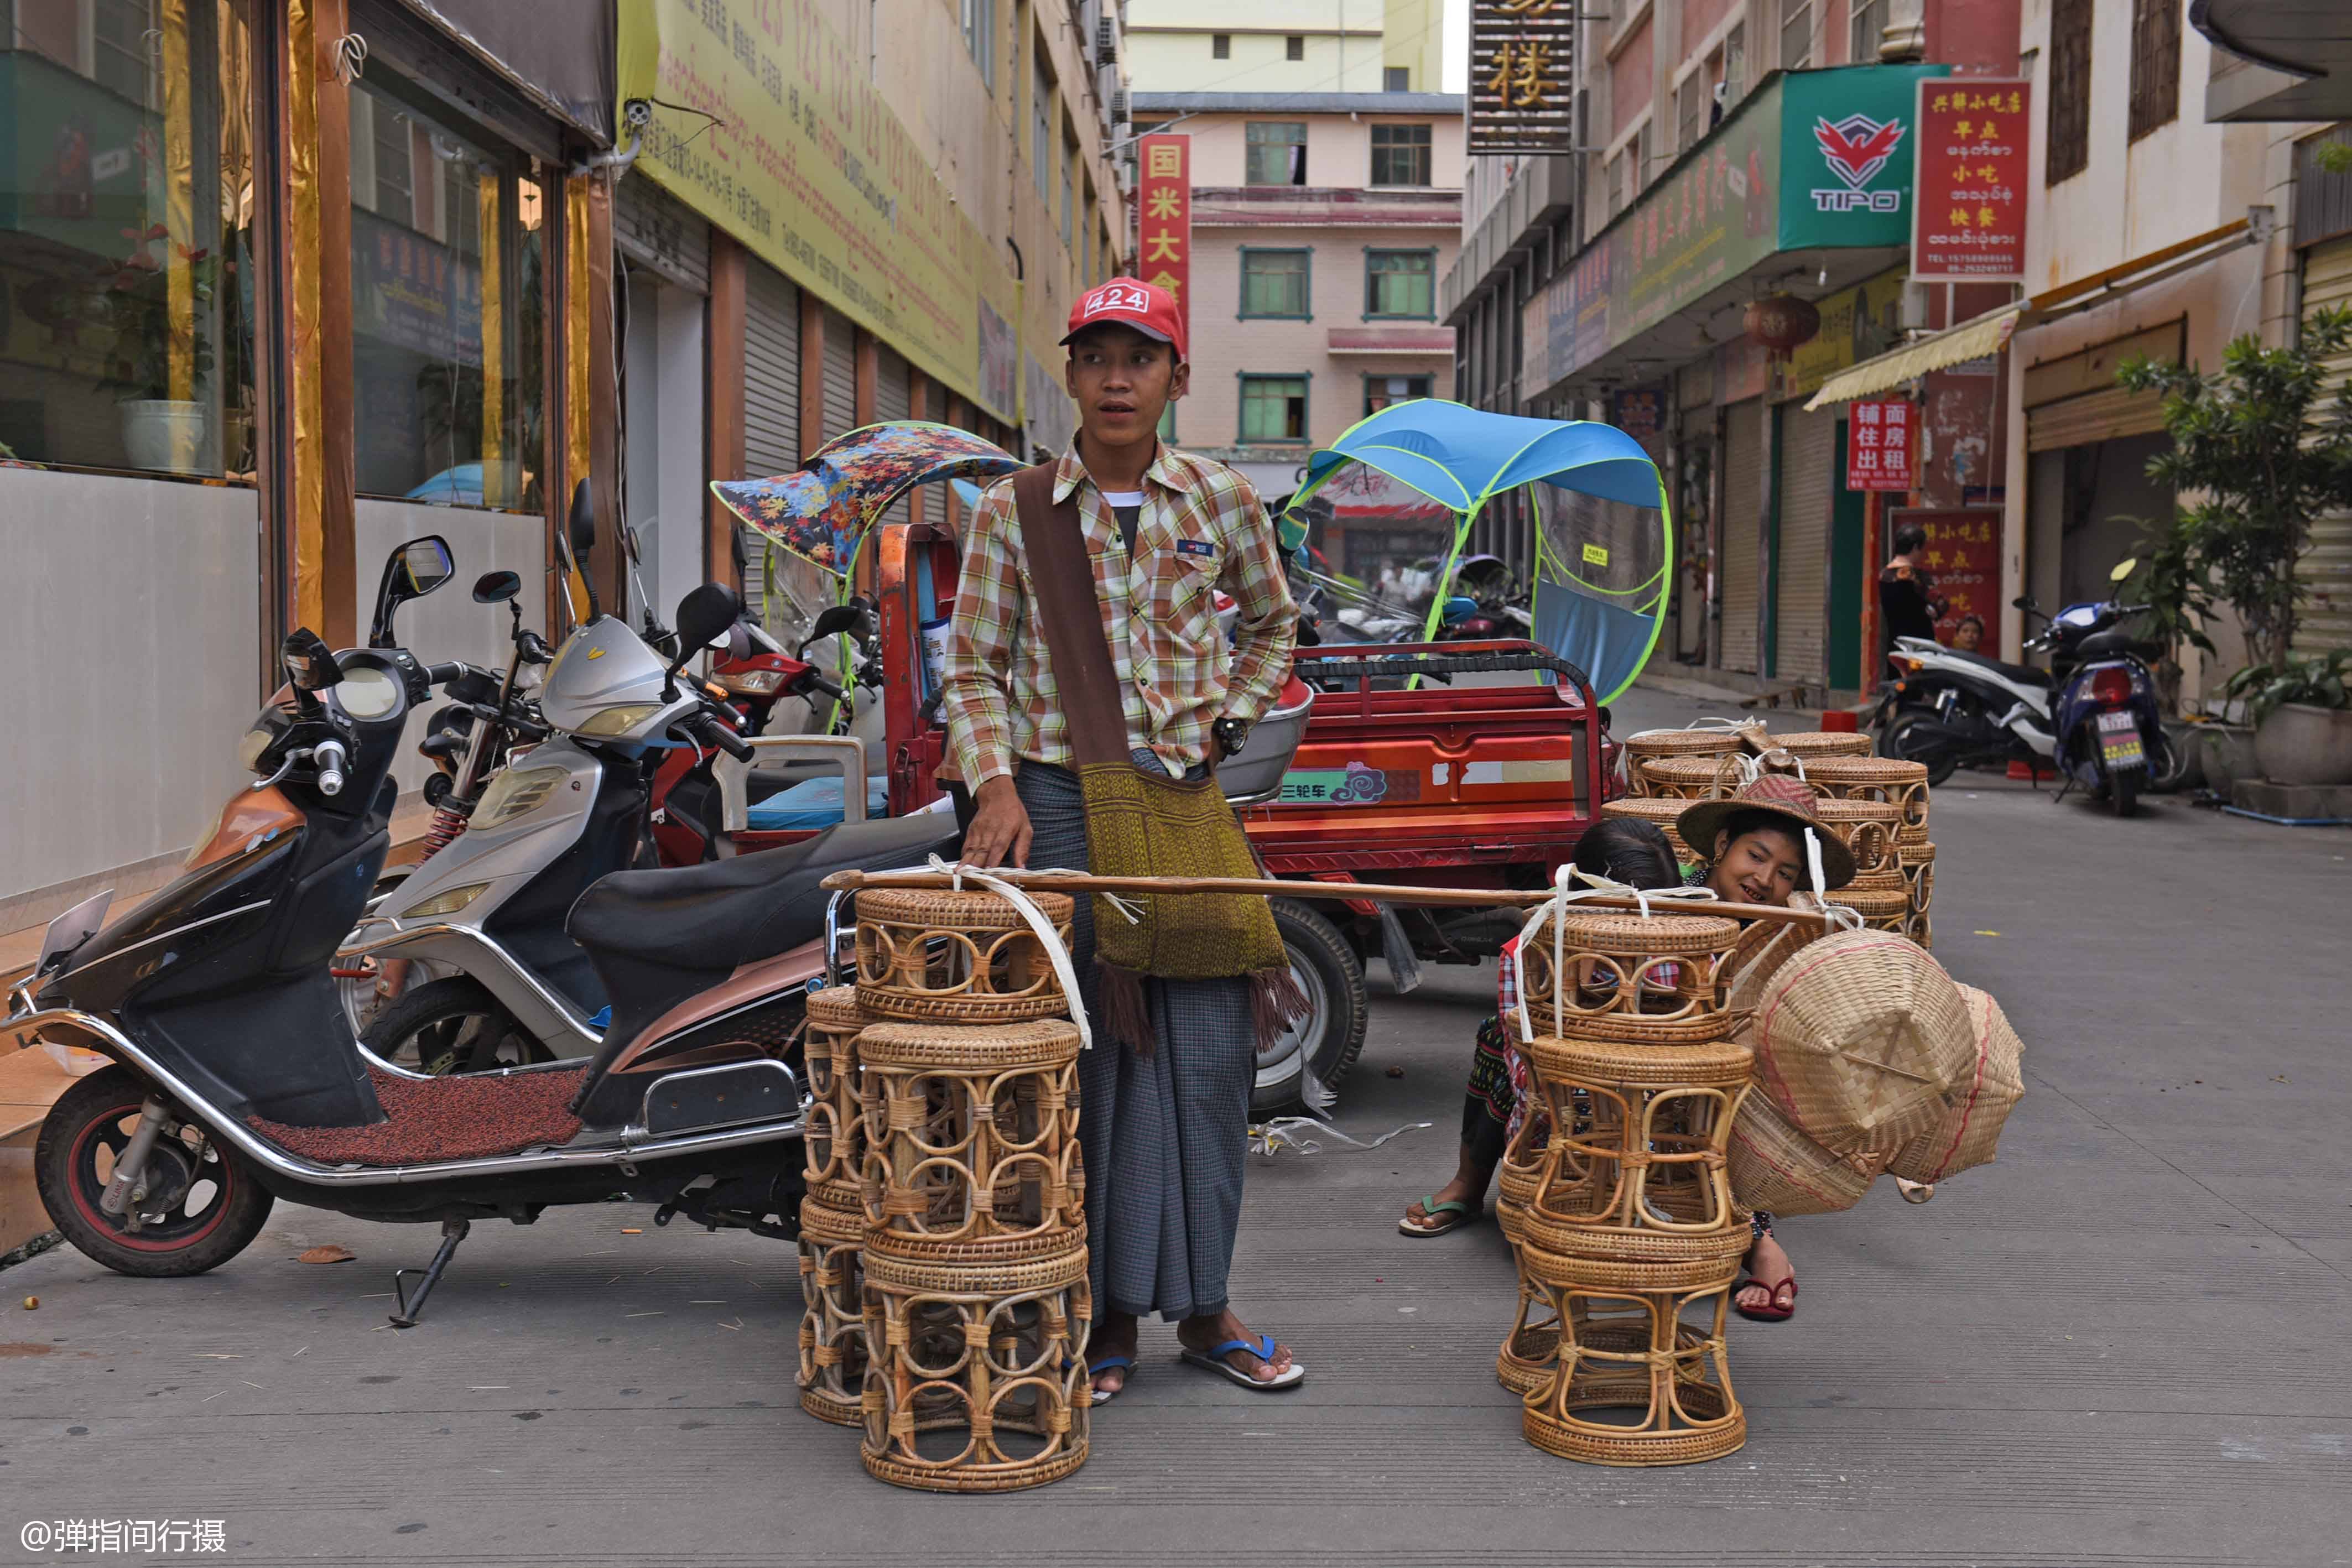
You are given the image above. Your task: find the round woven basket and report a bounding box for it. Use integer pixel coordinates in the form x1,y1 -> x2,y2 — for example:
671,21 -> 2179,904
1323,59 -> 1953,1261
1519,1282 -> 1744,1467
1622,729 -> 1743,796
1517,911 -> 1743,1046
797,1192 -> 870,1426
1637,753 -> 1752,801
1725,1093 -> 1887,1216
1829,883 -> 1911,934
857,1019 -> 1084,1256
1812,799 -> 1903,876
1749,929 -> 1977,1152
1884,983 -> 2025,1184
1755,730 -> 1873,759
855,888 -> 1076,1024
1803,756 -> 1932,835
1598,797 -> 1696,861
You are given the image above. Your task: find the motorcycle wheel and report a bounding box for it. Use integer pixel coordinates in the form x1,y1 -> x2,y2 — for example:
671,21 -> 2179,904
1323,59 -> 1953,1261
2108,766 -> 2142,818
34,1067 -> 273,1278
1251,900 -> 1369,1117
1876,711 -> 1960,787
363,977 -> 556,1075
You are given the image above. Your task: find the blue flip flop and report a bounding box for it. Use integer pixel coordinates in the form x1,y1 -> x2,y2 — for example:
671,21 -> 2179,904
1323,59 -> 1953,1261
1178,1334 -> 1305,1391
1088,1355 -> 1137,1405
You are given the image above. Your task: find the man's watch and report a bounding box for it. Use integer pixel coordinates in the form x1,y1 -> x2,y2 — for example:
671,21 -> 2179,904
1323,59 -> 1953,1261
1211,718 -> 1251,758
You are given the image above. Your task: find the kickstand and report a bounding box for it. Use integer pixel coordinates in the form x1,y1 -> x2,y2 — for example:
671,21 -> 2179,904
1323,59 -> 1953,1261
389,1218 -> 470,1328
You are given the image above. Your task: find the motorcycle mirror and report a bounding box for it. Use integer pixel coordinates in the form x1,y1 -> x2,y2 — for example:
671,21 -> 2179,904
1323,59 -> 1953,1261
471,569 -> 522,605
799,602 -> 865,655
624,525 -> 644,565
672,582 -> 743,675
567,479 -> 597,562
2011,595 -> 2035,611
282,627 -> 340,693
368,535 -> 454,648
2109,557 -> 2138,584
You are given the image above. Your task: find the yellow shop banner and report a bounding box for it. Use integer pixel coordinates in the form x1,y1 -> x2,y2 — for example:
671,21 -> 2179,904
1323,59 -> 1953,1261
619,0 -> 1018,424
1778,266 -> 1909,404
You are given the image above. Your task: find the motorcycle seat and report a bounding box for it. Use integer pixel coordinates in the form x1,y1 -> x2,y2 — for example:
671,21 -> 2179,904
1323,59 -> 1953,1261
568,812 -> 962,974
1941,647 -> 2051,687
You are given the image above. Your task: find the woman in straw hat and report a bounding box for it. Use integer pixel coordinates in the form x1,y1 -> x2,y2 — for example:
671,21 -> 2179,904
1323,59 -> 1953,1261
1673,774 -> 1856,1322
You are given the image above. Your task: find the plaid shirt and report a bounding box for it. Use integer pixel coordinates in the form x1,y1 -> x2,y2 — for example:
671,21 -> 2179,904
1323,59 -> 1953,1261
941,442 -> 1298,786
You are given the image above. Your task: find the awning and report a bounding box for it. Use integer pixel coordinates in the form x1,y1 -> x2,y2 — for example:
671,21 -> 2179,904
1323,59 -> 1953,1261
1803,304 -> 2026,410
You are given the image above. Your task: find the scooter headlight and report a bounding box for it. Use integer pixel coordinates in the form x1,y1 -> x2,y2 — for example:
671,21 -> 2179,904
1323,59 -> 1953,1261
716,668 -> 785,696
575,703 -> 664,738
405,882 -> 489,918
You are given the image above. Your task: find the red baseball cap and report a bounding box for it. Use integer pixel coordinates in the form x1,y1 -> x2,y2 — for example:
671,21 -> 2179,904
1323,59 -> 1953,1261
1062,277 -> 1187,362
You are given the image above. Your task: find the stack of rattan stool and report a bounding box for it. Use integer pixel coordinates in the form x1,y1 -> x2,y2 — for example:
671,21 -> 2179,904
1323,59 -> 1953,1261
846,886 -> 1092,1493
1622,728 -> 1742,797
797,984 -> 879,1426
1801,756 -> 1933,946
1507,909 -> 1753,1466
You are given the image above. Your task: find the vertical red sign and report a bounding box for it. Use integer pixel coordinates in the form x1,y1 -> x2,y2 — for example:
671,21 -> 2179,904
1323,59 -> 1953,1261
1910,79 -> 2030,283
1896,507 -> 2004,642
1847,399 -> 1915,491
1136,134 -> 1192,340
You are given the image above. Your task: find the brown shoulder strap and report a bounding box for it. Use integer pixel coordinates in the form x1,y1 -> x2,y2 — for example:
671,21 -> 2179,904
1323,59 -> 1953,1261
1011,462 -> 1127,767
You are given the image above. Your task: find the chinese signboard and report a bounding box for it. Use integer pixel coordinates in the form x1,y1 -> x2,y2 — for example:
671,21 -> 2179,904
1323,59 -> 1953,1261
618,0 -> 1023,424
1522,65 -> 1948,394
1896,507 -> 2001,640
1910,79 -> 2029,283
1136,133 -> 1193,338
1846,399 -> 1914,491
1611,387 -> 1665,444
1469,0 -> 1576,154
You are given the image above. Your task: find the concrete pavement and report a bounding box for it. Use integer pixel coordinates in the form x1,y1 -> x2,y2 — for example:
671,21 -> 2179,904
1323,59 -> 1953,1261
2,686 -> 2347,1565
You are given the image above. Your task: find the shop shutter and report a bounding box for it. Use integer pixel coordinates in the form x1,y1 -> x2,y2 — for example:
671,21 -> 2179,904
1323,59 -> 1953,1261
1773,401 -> 1837,684
2025,386 -> 2171,451
613,175 -> 710,294
876,346 -> 913,530
741,260 -> 801,627
1718,398 -> 1765,674
822,308 -> 858,442
2298,236 -> 2352,659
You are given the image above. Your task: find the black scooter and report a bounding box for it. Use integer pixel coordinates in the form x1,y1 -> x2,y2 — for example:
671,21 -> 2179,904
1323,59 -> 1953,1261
8,508 -> 959,1325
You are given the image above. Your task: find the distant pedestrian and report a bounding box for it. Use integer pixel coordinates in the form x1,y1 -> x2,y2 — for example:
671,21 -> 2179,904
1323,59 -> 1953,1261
1878,523 -> 1947,673
1950,612 -> 1985,652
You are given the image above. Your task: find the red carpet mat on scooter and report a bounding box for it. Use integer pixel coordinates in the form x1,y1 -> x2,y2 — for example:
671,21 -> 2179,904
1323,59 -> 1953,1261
249,1065 -> 586,1166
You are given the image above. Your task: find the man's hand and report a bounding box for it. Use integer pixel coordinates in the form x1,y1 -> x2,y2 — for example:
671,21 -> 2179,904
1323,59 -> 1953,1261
961,775 -> 1033,869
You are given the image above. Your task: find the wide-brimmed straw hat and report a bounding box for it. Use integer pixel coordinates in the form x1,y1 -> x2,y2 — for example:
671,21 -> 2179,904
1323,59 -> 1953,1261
1675,773 -> 1857,891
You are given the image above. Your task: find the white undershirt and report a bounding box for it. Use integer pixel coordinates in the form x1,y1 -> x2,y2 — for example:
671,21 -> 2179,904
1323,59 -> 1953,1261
1099,490 -> 1146,507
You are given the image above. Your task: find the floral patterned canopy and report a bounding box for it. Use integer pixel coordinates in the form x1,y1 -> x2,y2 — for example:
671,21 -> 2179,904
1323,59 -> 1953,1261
710,421 -> 1021,577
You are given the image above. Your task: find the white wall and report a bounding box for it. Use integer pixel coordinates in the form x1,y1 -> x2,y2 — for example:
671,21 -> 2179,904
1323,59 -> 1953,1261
0,472 -> 260,920
625,278 -> 710,629
353,499 -> 548,801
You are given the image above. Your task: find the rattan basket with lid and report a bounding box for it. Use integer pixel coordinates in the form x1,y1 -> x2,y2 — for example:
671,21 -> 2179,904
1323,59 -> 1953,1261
854,888 -> 1075,1024
1515,911 -> 1744,1045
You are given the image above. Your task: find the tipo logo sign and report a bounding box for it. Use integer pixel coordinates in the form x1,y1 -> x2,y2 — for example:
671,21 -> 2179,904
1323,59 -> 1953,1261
1810,113 -> 1907,212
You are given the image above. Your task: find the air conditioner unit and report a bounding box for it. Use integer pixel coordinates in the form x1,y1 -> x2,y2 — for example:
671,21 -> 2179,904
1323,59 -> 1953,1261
1112,86 -> 1131,123
1097,18 -> 1118,61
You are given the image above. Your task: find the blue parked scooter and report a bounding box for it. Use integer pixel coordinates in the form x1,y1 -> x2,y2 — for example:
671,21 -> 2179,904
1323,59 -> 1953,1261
2012,589 -> 2171,817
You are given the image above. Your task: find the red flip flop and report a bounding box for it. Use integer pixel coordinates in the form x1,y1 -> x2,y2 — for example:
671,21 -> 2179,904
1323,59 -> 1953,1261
1734,1275 -> 1797,1322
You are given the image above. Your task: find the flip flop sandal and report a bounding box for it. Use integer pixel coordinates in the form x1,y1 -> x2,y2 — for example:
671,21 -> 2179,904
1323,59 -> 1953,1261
1733,1276 -> 1798,1322
1179,1334 -> 1305,1391
1087,1355 -> 1137,1405
1399,1196 -> 1477,1237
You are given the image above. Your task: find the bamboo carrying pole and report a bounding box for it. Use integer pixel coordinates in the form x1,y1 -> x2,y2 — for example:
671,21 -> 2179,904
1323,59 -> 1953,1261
819,871 -> 1834,929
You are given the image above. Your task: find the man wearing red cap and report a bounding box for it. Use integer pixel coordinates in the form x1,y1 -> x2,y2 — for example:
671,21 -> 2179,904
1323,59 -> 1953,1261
941,278 -> 1303,1403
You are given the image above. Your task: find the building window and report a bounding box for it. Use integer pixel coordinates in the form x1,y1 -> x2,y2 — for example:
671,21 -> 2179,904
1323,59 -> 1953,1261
1061,143 -> 1075,247
1246,121 -> 1308,185
1365,374 -> 1432,416
1286,35 -> 1305,60
1385,66 -> 1411,91
1240,249 -> 1313,318
1849,0 -> 1886,62
0,0 -> 262,478
1212,33 -> 1231,59
1780,0 -> 1813,70
1675,71 -> 1705,153
2048,0 -> 2093,183
1240,375 -> 1310,442
2128,0 -> 2181,141
1033,52 -> 1054,200
1366,250 -> 1436,319
1371,123 -> 1433,185
961,0 -> 996,88
1724,23 -> 1746,108
1606,149 -> 1627,218
350,77 -> 547,508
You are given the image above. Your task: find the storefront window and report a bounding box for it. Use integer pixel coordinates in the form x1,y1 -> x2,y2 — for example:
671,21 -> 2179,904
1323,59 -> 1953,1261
349,76 -> 543,509
0,0 -> 257,476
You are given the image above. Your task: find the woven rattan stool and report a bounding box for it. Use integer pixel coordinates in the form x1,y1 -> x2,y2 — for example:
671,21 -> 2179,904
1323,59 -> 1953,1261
856,1019 -> 1084,1257
1622,729 -> 1742,796
1597,797 -> 1697,862
1521,1034 -> 1753,1241
1516,912 -> 1744,1046
854,888 -> 1075,1024
1638,753 -> 1751,801
1517,1252 -> 1745,1468
1803,756 -> 1931,841
1812,798 -> 1903,877
797,1188 -> 871,1425
858,1238 -> 1091,1492
803,985 -> 870,1190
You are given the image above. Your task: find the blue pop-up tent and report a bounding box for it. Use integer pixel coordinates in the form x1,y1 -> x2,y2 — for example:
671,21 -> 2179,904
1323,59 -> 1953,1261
1282,400 -> 1671,703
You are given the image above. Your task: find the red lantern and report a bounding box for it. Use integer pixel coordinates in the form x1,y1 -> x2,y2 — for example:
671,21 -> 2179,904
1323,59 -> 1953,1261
1744,294 -> 1822,357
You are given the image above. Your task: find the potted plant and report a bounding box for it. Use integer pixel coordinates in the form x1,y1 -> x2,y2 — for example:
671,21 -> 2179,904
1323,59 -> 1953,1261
2223,650 -> 2352,785
97,224 -> 217,473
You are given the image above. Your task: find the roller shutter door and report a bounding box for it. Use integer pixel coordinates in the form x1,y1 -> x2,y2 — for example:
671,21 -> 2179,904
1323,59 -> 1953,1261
613,175 -> 709,294
741,261 -> 800,627
2025,386 -> 2170,451
821,308 -> 858,442
2298,236 -> 2352,659
1718,398 -> 1764,674
1773,402 -> 1836,683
